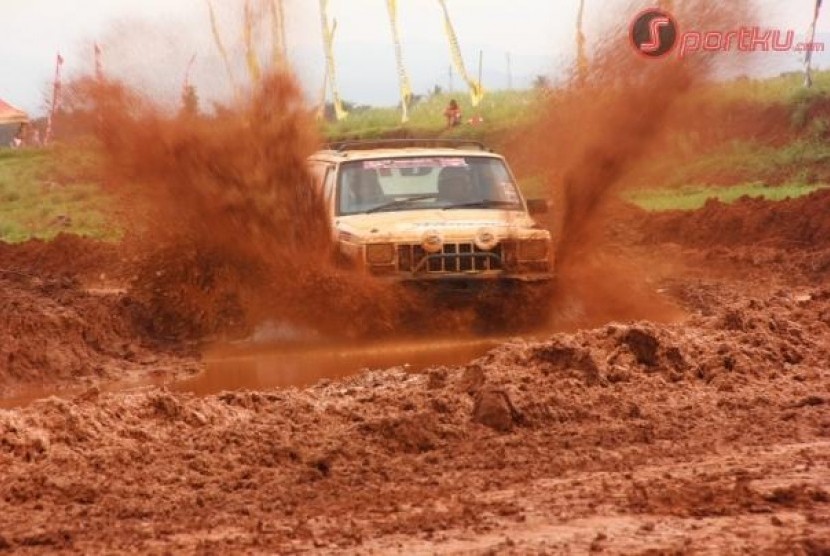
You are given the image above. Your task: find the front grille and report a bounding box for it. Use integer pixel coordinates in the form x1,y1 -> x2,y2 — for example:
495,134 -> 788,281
397,242 -> 504,273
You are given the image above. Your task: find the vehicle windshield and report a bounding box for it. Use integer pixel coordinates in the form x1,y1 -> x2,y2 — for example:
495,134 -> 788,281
337,156 -> 524,215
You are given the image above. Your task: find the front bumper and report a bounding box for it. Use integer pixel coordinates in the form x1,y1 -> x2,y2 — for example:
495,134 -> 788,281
370,252 -> 553,284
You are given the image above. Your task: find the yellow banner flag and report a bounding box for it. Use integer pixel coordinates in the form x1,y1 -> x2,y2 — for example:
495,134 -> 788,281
320,0 -> 347,120
270,0 -> 288,71
386,0 -> 413,123
243,0 -> 262,85
206,0 -> 238,96
576,0 -> 588,85
437,0 -> 484,106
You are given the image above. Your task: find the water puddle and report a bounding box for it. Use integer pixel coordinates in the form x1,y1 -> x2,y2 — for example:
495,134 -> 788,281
174,336 -> 504,395
0,335 -> 507,409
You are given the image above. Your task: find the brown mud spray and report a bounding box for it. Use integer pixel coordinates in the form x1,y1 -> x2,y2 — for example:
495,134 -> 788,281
507,0 -> 756,327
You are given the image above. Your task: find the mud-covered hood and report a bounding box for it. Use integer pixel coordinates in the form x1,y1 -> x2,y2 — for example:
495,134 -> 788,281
336,209 -> 548,243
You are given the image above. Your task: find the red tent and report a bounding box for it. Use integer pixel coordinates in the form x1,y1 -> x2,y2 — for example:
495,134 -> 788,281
0,98 -> 28,125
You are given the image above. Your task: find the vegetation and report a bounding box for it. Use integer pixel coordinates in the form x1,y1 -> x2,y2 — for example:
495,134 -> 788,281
3,70 -> 830,242
700,70 -> 830,105
625,182 -> 828,212
323,89 -> 540,140
0,148 -> 117,243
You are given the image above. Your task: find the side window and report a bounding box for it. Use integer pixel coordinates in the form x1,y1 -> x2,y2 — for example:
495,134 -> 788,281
322,166 -> 336,213
308,162 -> 327,192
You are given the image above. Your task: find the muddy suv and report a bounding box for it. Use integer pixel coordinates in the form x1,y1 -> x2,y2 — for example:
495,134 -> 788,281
308,139 -> 553,287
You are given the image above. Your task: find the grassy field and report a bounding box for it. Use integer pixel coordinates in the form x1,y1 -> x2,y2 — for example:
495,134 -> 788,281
3,70 -> 830,243
630,138 -> 830,191
0,148 -> 117,243
625,182 -> 828,211
324,90 -> 539,140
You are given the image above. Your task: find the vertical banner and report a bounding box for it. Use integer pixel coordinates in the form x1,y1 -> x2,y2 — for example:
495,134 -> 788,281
437,0 -> 484,106
576,0 -> 588,86
270,0 -> 289,71
320,0 -> 347,120
94,43 -> 104,81
386,0 -> 413,123
243,0 -> 262,85
183,54 -> 197,93
316,61 -> 329,120
44,53 -> 64,145
805,0 -> 823,87
206,0 -> 238,97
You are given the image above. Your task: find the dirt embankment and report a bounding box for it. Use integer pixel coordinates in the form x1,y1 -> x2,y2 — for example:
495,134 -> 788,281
642,188 -> 830,250
636,188 -> 830,287
0,235 -> 198,395
0,234 -> 122,282
0,269 -> 198,396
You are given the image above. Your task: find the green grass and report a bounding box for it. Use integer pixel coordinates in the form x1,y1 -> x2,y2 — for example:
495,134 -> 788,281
4,71 -> 830,244
697,71 -> 830,106
324,90 -> 540,140
323,71 -> 830,142
625,182 -> 828,211
0,148 -> 119,243
635,138 -> 830,190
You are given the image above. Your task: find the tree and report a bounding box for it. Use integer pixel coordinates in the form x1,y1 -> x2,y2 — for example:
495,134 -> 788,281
532,75 -> 551,90
181,85 -> 199,118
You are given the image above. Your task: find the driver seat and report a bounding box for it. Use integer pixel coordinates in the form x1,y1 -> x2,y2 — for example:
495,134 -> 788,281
437,166 -> 473,203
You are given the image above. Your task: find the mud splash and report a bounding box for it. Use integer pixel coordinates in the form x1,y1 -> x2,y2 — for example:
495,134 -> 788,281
509,0 -> 756,326
62,71 -> 449,342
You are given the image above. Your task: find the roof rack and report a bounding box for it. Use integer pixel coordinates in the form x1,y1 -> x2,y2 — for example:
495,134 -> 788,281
324,138 -> 489,153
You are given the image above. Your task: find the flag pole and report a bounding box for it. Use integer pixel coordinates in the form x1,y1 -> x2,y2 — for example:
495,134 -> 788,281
805,0 -> 823,88
576,0 -> 588,86
44,52 -> 64,145
94,43 -> 104,81
386,0 -> 413,124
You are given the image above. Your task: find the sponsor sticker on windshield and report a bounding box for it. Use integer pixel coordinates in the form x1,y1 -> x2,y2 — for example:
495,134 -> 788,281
363,158 -> 467,170
500,182 -> 520,202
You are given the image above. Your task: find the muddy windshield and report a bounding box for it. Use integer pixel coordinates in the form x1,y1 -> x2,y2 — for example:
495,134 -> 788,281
337,156 -> 523,215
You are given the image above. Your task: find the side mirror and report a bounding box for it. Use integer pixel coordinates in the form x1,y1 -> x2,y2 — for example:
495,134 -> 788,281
526,198 -> 548,215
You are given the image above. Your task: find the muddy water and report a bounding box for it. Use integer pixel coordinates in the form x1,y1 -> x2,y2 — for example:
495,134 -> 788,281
0,336 -> 504,409
175,336 -> 504,395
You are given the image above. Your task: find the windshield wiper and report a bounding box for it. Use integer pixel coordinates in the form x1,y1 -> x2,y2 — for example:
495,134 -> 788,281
443,200 -> 520,210
364,194 -> 439,213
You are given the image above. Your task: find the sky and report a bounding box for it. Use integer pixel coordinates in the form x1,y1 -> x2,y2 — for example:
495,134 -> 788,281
1,0 -> 828,116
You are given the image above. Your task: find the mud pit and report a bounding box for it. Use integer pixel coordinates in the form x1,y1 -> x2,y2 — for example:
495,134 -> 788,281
1,192 -> 829,553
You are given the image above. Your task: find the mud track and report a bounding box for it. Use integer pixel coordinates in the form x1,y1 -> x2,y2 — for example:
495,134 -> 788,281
1,194 -> 829,553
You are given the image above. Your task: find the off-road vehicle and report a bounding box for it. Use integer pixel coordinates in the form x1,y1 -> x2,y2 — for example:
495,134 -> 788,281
307,139 -> 553,291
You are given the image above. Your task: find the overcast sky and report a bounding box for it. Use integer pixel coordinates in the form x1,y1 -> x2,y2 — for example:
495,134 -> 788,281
1,0 -> 827,116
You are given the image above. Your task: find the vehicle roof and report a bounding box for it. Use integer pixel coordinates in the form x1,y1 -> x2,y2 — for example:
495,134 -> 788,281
309,147 -> 505,164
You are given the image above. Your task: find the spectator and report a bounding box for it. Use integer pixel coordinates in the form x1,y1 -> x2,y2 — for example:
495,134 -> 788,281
10,123 -> 24,149
444,99 -> 461,127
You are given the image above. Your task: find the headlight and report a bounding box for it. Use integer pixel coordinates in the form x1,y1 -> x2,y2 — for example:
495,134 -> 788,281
421,230 -> 443,254
474,227 -> 499,251
365,243 -> 395,264
518,239 -> 549,261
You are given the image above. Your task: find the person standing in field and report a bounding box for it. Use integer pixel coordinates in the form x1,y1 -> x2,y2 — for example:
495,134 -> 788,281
444,99 -> 461,127
10,123 -> 25,148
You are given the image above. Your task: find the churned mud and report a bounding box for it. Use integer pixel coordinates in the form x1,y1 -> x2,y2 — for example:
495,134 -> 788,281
1,191 -> 829,553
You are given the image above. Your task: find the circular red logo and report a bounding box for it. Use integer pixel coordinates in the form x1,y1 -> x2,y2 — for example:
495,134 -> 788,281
630,8 -> 678,58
